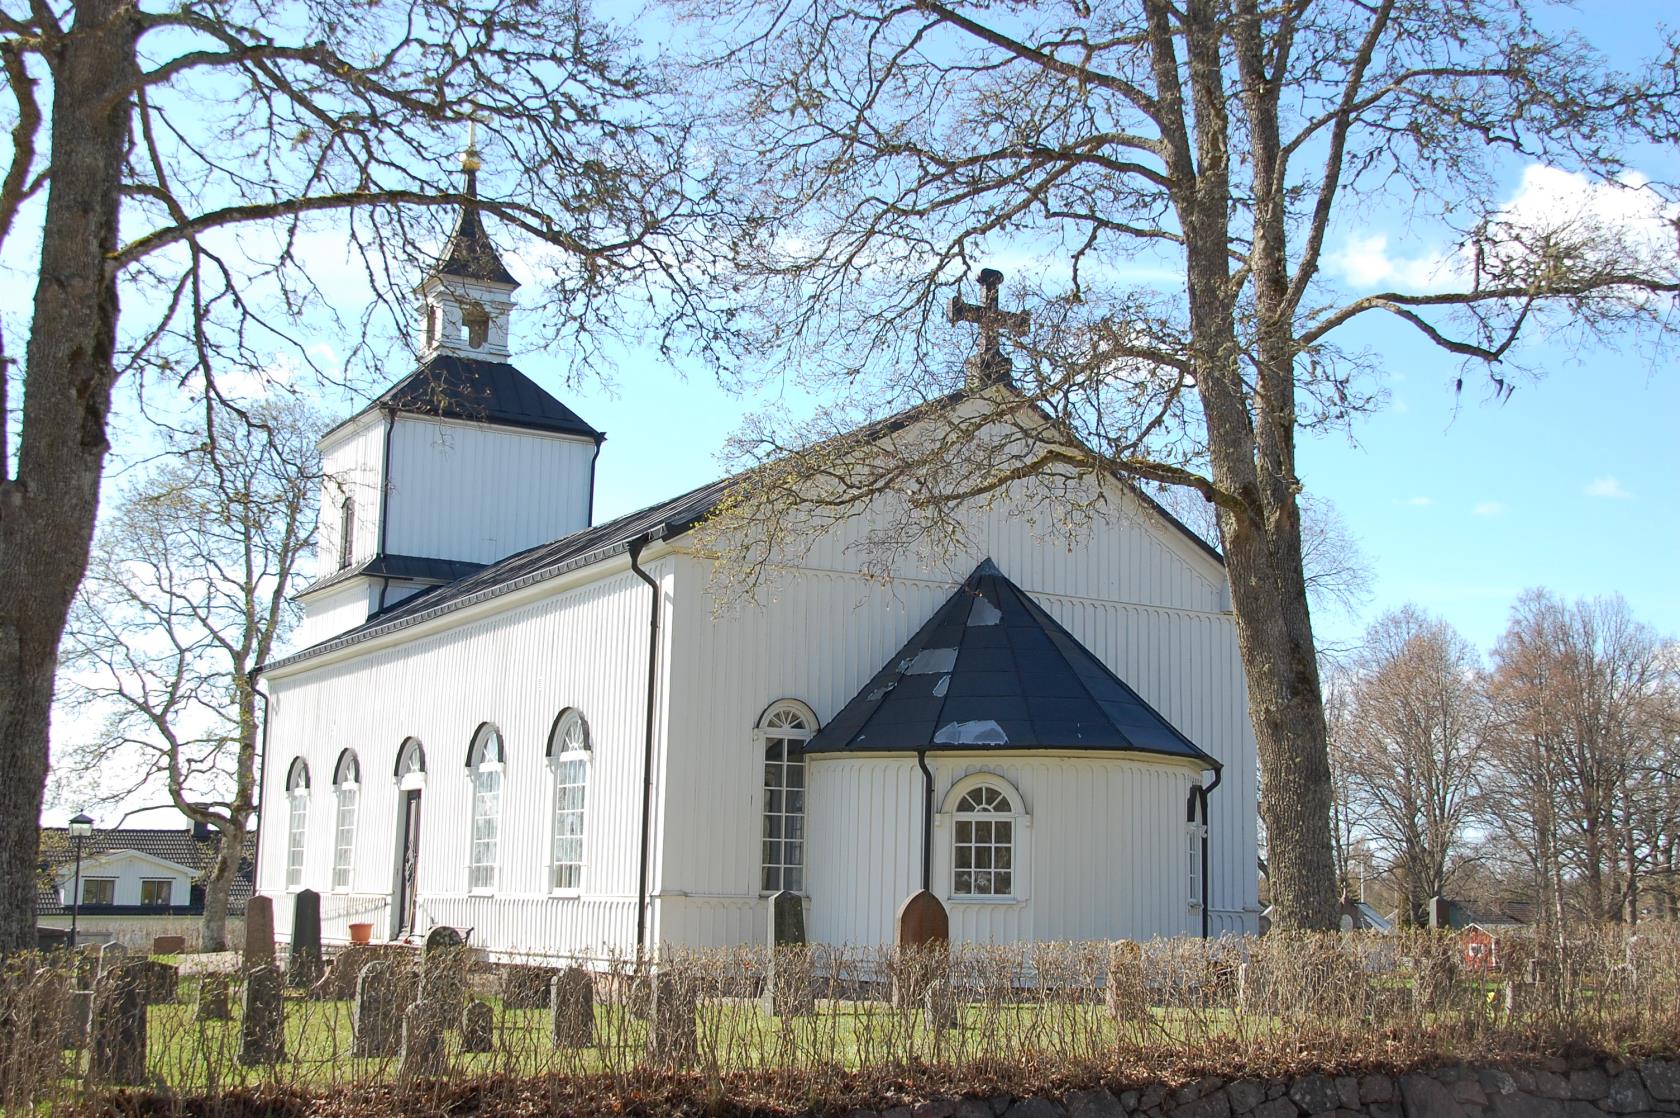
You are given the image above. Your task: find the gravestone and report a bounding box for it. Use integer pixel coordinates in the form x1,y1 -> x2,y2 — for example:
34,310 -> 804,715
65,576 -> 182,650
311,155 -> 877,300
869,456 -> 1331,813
151,935 -> 187,956
139,960 -> 179,1004
96,942 -> 129,982
243,895 -> 276,971
196,974 -> 231,1021
353,961 -> 415,1058
645,966 -> 698,1067
313,944 -> 410,1001
399,1000 -> 450,1080
893,890 -> 950,1013
420,926 -> 469,1021
1104,941 -> 1147,1023
239,964 -> 286,1065
501,964 -> 560,1010
549,967 -> 595,1047
73,949 -> 98,992
89,962 -> 148,1085
764,890 -> 815,1017
63,989 -> 94,1050
460,1000 -> 494,1053
287,888 -> 323,988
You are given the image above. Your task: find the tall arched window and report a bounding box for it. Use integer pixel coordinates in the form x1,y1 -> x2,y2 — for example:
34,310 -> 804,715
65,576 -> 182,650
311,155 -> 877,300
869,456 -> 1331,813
285,759 -> 311,889
338,498 -> 356,570
953,783 -> 1015,898
395,737 -> 427,788
332,751 -> 360,891
759,700 -> 816,894
548,710 -> 590,892
466,725 -> 503,891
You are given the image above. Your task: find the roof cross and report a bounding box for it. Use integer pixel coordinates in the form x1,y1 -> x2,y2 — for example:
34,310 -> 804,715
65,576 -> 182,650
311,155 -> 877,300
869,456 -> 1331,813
949,268 -> 1029,388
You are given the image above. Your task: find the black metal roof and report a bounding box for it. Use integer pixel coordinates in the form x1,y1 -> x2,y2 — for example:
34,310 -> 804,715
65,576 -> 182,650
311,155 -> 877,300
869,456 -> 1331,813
434,203 -> 520,287
297,553 -> 489,599
36,827 -> 257,916
805,559 -> 1218,764
351,353 -> 604,440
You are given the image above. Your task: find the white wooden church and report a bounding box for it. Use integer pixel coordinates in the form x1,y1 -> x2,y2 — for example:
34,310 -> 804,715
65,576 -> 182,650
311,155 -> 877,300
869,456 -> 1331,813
252,191 -> 1262,959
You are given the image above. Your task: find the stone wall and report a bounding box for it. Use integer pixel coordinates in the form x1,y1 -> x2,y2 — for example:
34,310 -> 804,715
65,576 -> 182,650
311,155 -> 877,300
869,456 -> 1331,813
844,1058 -> 1680,1118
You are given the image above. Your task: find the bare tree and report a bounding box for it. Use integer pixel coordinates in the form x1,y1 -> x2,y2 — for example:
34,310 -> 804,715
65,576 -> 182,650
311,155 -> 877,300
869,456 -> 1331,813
669,1 -> 1680,927
1486,591 -> 1676,924
1337,607 -> 1487,926
57,397 -> 320,949
0,0 -> 717,949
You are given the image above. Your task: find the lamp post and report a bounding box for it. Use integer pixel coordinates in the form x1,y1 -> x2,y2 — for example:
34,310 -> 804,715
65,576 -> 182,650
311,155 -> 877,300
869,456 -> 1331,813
68,812 -> 93,949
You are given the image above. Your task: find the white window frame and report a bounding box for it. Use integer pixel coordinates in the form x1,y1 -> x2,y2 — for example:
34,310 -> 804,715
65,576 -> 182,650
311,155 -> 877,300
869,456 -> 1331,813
466,725 -> 503,893
396,737 -> 427,791
333,750 -> 361,893
938,772 -> 1029,905
548,710 -> 590,894
285,758 -> 310,891
757,699 -> 817,896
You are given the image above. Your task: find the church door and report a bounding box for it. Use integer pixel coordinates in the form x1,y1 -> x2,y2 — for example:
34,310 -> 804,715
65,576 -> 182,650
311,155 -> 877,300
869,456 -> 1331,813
396,790 -> 422,936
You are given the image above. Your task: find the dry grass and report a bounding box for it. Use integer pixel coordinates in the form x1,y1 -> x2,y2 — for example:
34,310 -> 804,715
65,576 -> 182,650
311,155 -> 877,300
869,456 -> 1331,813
1,926 -> 1676,1118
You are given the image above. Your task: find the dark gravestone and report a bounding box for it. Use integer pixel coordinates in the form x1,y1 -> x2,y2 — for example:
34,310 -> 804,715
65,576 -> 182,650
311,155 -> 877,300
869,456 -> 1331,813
646,966 -> 698,1067
63,990 -> 94,1050
287,888 -> 323,988
239,964 -> 286,1065
314,944 -> 411,1001
89,962 -> 148,1085
243,895 -> 276,972
764,890 -> 815,1017
139,960 -> 179,1004
420,927 -> 469,1021
549,967 -> 595,1047
352,961 -> 413,1059
893,890 -> 950,1012
151,935 -> 187,956
197,974 -> 231,1021
460,1000 -> 494,1053
399,1000 -> 450,1081
501,964 -> 560,1010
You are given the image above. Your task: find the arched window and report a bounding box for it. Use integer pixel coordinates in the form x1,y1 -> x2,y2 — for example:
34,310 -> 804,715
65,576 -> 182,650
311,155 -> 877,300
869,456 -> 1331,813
395,737 -> 426,789
466,725 -> 503,891
338,497 -> 356,570
285,759 -> 311,890
953,783 -> 1015,898
548,710 -> 590,892
332,751 -> 360,891
759,700 -> 816,894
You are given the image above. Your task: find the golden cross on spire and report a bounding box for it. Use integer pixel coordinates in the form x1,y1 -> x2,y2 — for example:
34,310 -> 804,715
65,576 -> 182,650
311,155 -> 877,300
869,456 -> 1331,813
949,268 -> 1029,388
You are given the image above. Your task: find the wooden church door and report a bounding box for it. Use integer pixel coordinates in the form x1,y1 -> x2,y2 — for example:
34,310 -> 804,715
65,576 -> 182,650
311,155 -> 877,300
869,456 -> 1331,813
397,790 -> 422,935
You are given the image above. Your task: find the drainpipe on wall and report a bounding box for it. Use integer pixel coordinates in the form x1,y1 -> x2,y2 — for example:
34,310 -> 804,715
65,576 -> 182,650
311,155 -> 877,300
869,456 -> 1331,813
917,751 -> 935,892
585,437 -> 604,526
1186,763 -> 1223,939
375,406 -> 398,611
249,675 -> 273,885
628,533 -> 663,956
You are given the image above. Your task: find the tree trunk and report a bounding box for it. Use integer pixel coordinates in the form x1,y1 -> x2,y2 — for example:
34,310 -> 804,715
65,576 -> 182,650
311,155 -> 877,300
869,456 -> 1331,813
199,830 -> 239,952
0,0 -> 138,954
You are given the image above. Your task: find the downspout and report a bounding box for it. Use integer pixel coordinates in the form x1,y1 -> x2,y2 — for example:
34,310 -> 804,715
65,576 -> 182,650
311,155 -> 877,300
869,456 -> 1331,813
917,751 -> 934,892
375,407 -> 397,611
249,674 -> 273,885
585,436 -> 604,526
1186,763 -> 1223,939
628,534 -> 662,956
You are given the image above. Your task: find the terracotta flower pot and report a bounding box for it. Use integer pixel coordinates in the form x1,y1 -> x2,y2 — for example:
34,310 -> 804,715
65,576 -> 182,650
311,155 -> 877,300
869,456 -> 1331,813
348,922 -> 373,945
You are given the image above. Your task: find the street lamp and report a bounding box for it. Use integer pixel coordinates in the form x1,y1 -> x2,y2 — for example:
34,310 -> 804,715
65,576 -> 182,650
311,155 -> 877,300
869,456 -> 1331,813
68,812 -> 93,949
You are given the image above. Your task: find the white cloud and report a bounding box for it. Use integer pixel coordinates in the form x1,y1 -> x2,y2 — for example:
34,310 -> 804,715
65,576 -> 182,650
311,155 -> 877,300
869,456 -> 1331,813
1472,500 -> 1506,517
1584,475 -> 1632,500
1406,496 -> 1434,507
1326,233 -> 1456,291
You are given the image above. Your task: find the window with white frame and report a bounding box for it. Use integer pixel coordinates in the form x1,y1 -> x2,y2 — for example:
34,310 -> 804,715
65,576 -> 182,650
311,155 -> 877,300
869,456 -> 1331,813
759,701 -> 815,894
396,737 -> 426,788
467,725 -> 503,891
338,497 -> 356,569
333,750 -> 360,891
1187,820 -> 1205,906
549,710 -> 590,891
953,783 -> 1015,897
285,758 -> 310,889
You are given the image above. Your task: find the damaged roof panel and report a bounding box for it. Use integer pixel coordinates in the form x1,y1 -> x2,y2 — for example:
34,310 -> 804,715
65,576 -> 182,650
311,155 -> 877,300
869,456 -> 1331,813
804,558 -> 1218,765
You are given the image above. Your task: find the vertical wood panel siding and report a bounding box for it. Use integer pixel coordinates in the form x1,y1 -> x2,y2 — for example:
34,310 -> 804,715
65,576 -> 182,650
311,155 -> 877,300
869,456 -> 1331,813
258,560 -> 672,959
383,418 -> 595,565
316,419 -> 386,580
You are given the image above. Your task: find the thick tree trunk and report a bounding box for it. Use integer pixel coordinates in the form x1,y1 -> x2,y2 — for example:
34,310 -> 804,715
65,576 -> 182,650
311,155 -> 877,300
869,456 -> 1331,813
200,831 -> 239,951
0,0 -> 138,953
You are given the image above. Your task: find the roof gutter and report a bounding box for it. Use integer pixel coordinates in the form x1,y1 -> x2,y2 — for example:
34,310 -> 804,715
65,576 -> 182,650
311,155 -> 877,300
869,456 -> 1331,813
1186,761 -> 1223,939
627,532 -> 664,957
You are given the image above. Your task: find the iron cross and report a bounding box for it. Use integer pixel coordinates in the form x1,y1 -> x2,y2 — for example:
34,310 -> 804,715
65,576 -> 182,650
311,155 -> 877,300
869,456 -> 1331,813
949,268 -> 1029,386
